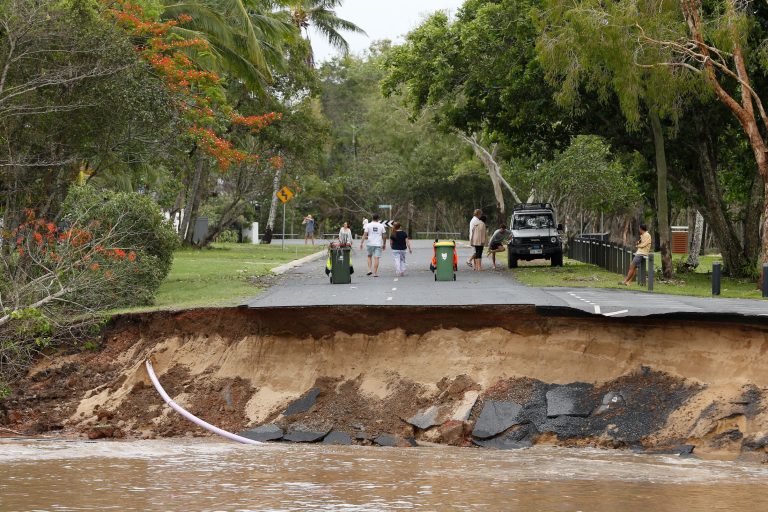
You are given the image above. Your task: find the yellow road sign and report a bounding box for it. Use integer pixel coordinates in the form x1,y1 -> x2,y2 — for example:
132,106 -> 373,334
276,186 -> 294,203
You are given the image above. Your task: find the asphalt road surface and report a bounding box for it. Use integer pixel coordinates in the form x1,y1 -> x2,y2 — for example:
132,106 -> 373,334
243,240 -> 768,319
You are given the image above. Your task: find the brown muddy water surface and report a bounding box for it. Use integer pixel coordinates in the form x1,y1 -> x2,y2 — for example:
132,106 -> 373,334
1,440 -> 767,511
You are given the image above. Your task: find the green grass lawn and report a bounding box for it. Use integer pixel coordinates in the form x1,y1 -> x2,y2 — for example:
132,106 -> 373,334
119,243 -> 321,312
499,251 -> 763,299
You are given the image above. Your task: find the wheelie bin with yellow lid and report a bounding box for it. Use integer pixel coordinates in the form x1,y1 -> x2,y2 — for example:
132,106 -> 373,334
431,241 -> 457,281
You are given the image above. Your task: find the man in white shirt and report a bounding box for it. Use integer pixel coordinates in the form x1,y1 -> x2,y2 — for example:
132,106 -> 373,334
467,209 -> 482,267
360,214 -> 386,277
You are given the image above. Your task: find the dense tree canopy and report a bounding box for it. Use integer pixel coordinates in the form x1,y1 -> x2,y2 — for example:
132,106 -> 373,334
3,0 -> 767,325
382,0 -> 768,277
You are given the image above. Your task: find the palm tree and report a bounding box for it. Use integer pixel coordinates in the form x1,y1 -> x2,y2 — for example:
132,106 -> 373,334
162,0 -> 296,91
275,0 -> 366,64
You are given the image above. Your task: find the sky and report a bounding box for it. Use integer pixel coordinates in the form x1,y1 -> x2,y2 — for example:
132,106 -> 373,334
311,0 -> 465,63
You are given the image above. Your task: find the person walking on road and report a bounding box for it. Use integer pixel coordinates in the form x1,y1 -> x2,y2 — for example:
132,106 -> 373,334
487,224 -> 510,270
621,223 -> 652,286
389,222 -> 412,277
470,215 -> 488,271
302,214 -> 316,245
466,209 -> 482,267
338,222 -> 353,245
361,214 -> 386,277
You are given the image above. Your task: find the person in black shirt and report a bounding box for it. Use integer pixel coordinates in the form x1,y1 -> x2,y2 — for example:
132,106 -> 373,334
389,222 -> 412,277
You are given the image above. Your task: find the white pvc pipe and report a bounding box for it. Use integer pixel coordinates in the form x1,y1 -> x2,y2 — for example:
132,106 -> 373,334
144,359 -> 262,445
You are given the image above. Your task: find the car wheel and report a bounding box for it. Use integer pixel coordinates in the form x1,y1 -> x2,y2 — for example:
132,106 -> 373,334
508,256 -> 518,269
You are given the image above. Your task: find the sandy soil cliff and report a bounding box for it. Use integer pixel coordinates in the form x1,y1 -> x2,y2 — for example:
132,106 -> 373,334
3,306 -> 768,459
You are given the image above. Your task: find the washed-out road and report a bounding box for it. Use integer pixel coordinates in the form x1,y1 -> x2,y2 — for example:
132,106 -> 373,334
243,240 -> 768,319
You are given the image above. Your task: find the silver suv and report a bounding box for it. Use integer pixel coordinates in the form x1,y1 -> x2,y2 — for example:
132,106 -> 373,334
507,203 -> 564,268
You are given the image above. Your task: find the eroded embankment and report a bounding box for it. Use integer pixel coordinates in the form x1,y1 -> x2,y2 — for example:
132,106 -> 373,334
2,306 -> 768,458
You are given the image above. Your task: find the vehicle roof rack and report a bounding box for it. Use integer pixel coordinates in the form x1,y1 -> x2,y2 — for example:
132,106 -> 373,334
512,203 -> 553,211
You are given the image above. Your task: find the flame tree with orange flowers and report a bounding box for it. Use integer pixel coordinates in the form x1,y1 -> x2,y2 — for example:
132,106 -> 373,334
107,1 -> 284,245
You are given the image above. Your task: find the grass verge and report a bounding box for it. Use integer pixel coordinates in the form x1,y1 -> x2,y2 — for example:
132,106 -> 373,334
507,256 -> 762,299
117,243 -> 322,312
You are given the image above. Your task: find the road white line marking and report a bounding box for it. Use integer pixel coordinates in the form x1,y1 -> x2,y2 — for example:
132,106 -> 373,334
604,310 -> 629,317
386,297 -> 393,301
574,296 -> 581,299
594,305 -> 601,314
392,288 -> 397,291
394,278 -> 399,282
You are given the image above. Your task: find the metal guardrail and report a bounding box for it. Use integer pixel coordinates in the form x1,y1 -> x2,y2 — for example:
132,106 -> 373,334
568,237 -> 654,291
571,238 -> 768,298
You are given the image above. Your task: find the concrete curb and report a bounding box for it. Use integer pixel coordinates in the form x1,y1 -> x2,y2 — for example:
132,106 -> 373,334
271,249 -> 326,275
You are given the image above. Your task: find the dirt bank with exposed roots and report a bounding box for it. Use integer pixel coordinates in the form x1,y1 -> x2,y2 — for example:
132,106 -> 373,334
2,306 -> 768,459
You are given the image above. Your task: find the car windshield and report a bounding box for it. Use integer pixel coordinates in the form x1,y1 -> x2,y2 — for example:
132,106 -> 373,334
512,213 -> 554,230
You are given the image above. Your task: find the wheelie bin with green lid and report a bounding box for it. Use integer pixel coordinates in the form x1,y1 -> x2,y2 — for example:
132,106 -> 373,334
327,243 -> 352,284
431,241 -> 457,281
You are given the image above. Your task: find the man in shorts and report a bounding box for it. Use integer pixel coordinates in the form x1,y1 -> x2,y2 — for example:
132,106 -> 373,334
360,214 -> 386,277
487,224 -> 510,269
622,223 -> 652,286
302,214 -> 315,245
466,209 -> 482,267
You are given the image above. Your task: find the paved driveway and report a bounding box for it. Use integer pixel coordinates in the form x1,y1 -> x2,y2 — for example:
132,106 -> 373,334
243,240 -> 768,319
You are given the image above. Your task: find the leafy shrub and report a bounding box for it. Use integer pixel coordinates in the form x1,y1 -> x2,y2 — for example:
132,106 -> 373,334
216,229 -> 239,244
60,185 -> 179,306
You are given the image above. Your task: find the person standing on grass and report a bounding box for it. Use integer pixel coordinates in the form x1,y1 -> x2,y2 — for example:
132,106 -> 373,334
470,215 -> 488,271
622,223 -> 652,286
302,214 -> 315,245
487,224 -> 510,270
389,222 -> 412,277
360,214 -> 386,277
338,222 -> 353,245
466,209 -> 482,267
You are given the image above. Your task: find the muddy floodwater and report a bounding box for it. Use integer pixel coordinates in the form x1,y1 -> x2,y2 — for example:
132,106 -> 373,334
1,440 -> 767,511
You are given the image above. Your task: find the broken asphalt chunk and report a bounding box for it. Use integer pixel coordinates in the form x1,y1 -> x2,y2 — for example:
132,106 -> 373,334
406,405 -> 440,430
546,384 -> 594,417
283,425 -> 331,443
471,400 -> 524,439
322,431 -> 352,445
283,388 -> 321,416
239,424 -> 283,442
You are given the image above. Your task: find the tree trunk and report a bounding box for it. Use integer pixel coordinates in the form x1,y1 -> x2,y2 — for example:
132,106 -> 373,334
673,0 -> 768,280
458,132 -> 524,219
0,166 -> 16,256
681,0 -> 768,279
762,180 -> 768,288
743,173 -> 764,264
649,110 -> 673,279
743,126 -> 768,261
184,166 -> 209,246
686,210 -> 704,268
694,135 -> 749,275
203,197 -> 245,247
262,165 -> 283,244
179,157 -> 204,241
